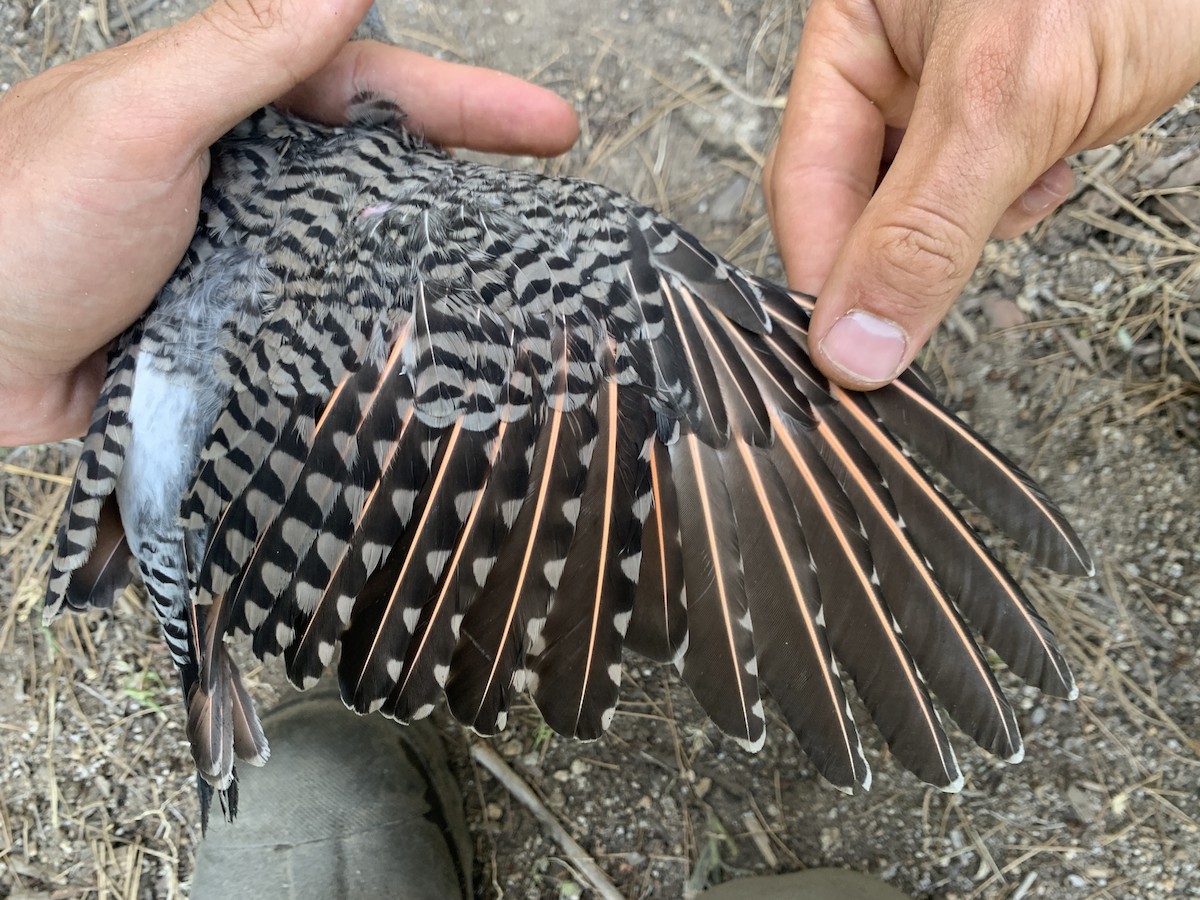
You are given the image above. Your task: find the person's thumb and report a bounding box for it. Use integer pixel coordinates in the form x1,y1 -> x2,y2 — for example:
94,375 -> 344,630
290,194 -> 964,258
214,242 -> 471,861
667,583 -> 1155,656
807,48 -> 1074,390
119,0 -> 376,153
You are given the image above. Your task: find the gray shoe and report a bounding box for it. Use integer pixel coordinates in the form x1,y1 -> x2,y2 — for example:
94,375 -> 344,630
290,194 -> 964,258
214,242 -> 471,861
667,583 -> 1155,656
190,688 -> 471,900
704,869 -> 913,899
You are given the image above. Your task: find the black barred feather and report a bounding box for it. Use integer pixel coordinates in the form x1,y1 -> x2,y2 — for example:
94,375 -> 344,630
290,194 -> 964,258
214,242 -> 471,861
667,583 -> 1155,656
333,418 -> 441,709
203,393 -> 323,634
62,495 -> 137,612
287,399 -> 430,691
830,389 -> 1076,699
625,441 -> 687,663
809,408 -> 1022,762
183,361 -> 292,535
46,93 -> 1094,822
772,419 -> 962,789
446,334 -> 596,733
384,412 -> 531,722
274,328 -> 419,673
764,293 -> 1094,577
723,439 -> 868,789
232,356 -> 390,640
531,382 -> 654,740
339,422 -> 494,710
671,433 -> 765,751
45,326 -> 139,618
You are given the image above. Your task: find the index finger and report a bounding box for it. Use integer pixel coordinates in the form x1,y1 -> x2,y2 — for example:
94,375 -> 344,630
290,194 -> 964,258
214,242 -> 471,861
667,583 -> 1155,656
768,0 -> 914,295
277,42 -> 580,157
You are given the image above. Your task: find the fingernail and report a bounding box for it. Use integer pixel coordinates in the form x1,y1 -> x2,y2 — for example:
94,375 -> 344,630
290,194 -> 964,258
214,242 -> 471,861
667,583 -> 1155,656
1021,166 -> 1072,215
1020,181 -> 1061,215
819,310 -> 908,384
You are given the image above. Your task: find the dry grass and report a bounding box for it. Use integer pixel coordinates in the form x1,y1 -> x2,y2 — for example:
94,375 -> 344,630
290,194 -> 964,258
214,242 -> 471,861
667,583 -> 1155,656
1,1 -> 1197,898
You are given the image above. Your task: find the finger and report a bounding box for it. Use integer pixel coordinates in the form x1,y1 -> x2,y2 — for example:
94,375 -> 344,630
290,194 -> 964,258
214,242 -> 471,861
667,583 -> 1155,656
878,126 -> 906,179
277,42 -> 580,157
766,0 -> 916,296
991,159 -> 1074,240
110,0 -> 378,152
809,25 -> 1070,389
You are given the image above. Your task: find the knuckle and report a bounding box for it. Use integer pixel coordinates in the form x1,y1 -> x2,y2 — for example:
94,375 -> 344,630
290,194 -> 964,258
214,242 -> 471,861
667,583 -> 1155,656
869,204 -> 975,298
201,0 -> 286,42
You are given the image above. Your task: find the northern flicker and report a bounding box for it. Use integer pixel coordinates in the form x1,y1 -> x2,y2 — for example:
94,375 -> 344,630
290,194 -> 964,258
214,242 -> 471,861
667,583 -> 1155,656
44,92 -> 1092,823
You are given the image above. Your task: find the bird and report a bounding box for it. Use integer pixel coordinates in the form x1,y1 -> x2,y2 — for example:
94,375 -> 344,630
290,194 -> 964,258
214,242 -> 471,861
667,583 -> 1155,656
43,90 -> 1093,827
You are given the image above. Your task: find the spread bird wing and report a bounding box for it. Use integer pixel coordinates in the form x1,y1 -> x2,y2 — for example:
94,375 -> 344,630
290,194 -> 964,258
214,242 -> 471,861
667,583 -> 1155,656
49,98 -> 1092,797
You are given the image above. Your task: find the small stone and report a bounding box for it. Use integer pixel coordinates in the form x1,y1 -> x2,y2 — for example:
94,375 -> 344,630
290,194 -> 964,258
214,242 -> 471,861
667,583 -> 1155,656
981,294 -> 1027,330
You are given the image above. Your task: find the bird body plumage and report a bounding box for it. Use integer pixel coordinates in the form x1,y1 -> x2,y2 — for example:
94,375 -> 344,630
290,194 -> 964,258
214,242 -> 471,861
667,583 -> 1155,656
45,94 -> 1092,823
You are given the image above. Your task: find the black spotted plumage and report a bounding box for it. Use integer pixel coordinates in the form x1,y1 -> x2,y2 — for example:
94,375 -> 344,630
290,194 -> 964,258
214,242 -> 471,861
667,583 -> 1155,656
45,92 -> 1093,822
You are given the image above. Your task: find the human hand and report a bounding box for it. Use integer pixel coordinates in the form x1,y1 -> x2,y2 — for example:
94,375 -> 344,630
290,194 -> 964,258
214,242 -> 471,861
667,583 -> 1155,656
0,0 -> 578,447
764,0 -> 1200,389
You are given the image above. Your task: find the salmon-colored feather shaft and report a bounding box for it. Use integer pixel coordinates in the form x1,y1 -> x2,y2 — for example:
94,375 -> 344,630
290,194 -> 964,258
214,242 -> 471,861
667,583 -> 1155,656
772,293 -> 1091,576
771,422 -> 958,780
731,438 -> 859,764
646,450 -> 673,637
349,420 -> 466,696
394,418 -> 509,698
571,384 -> 620,722
675,284 -> 761,423
46,97 -> 1099,829
283,322 -> 418,661
287,404 -> 417,665
681,432 -> 757,740
808,407 -> 1020,752
886,377 -> 1092,574
469,378 -> 567,719
660,276 -> 724,434
830,389 -> 1074,694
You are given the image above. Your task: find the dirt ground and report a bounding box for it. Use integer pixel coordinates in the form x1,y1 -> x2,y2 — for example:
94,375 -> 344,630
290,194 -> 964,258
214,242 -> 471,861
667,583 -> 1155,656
1,1 -> 1198,898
